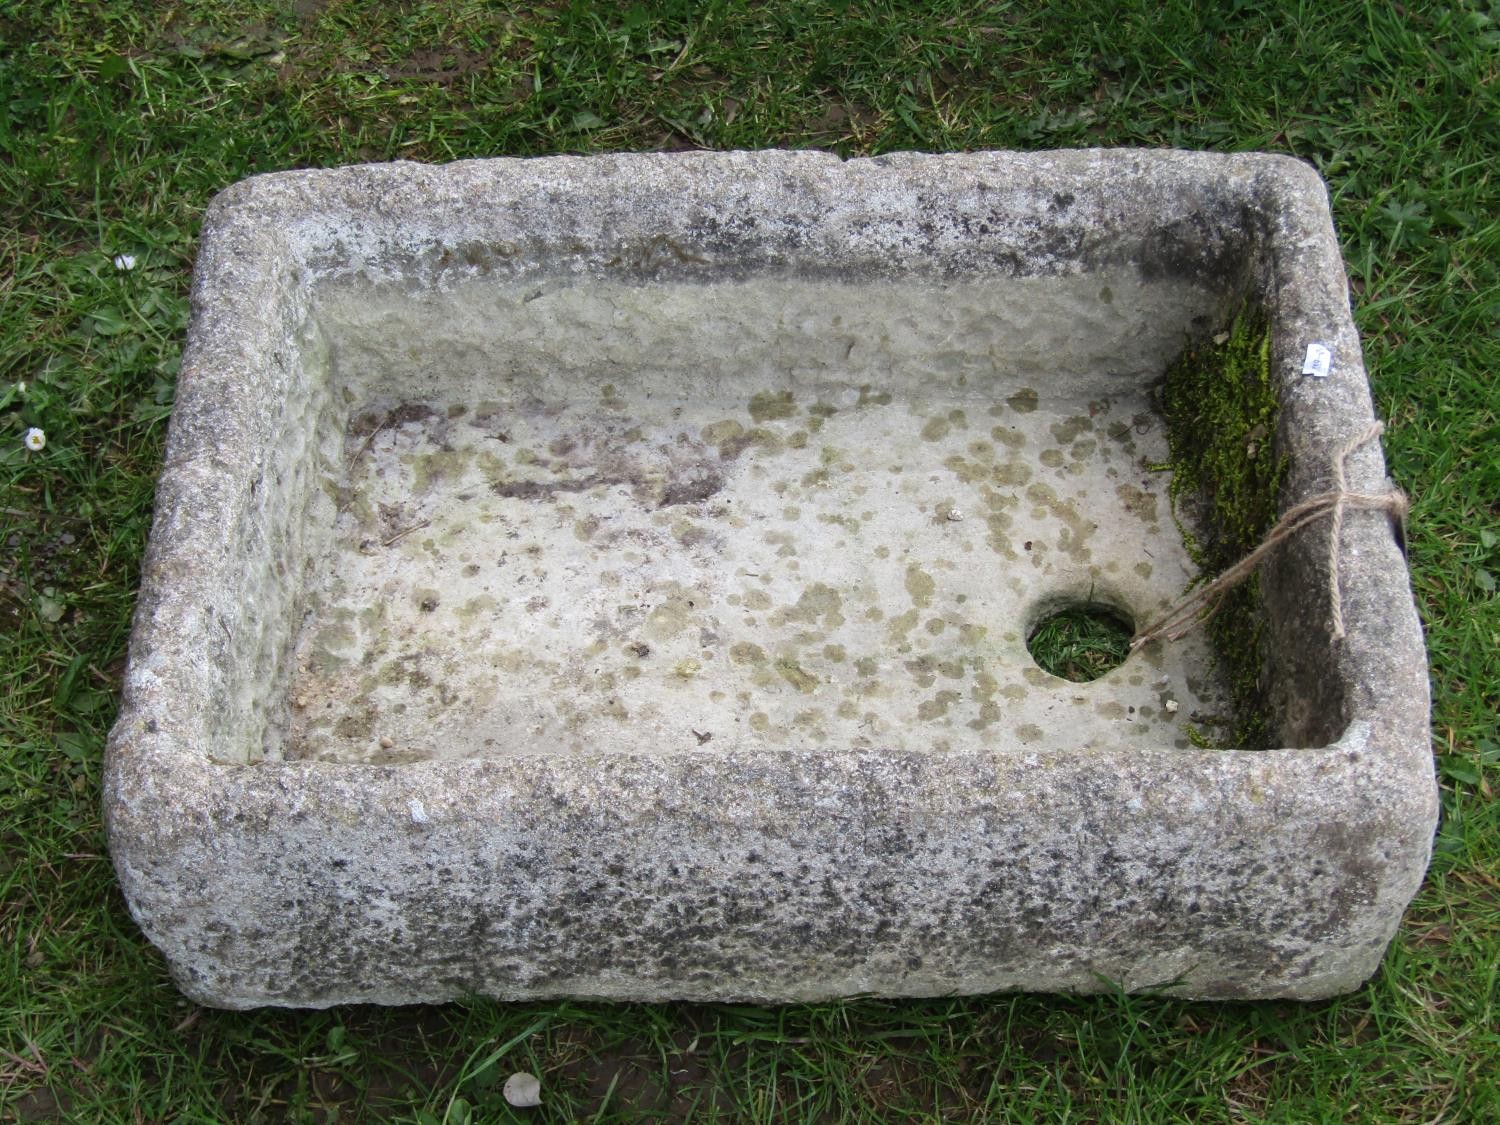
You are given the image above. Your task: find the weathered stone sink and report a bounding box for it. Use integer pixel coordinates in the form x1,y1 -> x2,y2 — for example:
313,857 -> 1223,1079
105,151 -> 1436,1008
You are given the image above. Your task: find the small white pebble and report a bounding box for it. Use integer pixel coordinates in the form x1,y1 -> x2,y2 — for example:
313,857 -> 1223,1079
946,508 -> 964,522
379,735 -> 394,749
1165,699 -> 1179,714
407,798 -> 429,825
1212,331 -> 1229,345
24,427 -> 46,452
113,253 -> 136,271
504,1072 -> 543,1108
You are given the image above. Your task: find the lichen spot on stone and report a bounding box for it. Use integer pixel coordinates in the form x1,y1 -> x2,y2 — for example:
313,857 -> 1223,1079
905,564 -> 936,609
749,390 -> 795,422
1006,388 -> 1039,413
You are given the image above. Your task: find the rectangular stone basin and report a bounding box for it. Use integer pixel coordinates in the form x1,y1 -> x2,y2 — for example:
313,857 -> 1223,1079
105,151 -> 1436,1008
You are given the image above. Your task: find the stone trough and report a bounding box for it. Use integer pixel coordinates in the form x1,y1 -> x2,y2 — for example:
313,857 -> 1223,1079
105,151 -> 1436,1008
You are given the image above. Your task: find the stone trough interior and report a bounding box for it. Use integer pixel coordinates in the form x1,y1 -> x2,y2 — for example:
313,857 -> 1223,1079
234,267 -> 1247,766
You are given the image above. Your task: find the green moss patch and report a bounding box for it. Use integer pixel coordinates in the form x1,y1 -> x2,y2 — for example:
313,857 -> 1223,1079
1159,307 -> 1285,748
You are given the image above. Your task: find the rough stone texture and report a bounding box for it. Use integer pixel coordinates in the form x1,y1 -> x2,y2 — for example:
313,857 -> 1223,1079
104,150 -> 1437,1009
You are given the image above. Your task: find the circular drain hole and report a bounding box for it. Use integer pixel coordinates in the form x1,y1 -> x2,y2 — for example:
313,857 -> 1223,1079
1026,603 -> 1133,682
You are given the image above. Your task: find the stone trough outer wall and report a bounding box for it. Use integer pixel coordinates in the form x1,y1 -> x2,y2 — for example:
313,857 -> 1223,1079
103,150 -> 1437,1008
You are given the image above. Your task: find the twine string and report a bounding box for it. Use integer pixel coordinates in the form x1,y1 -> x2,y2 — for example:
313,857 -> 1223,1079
1130,421 -> 1407,651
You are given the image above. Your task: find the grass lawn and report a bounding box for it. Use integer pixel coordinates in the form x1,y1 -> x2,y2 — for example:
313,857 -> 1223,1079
2,1 -> 1497,1120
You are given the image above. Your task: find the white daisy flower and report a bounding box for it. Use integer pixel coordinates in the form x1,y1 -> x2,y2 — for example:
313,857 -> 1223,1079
114,253 -> 137,271
24,427 -> 46,451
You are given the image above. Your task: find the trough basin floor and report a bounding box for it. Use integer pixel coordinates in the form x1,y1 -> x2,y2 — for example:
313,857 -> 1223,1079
276,377 -> 1227,763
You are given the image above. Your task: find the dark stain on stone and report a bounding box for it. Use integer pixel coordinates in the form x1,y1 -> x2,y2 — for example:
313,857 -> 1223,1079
658,468 -> 725,508
492,476 -> 604,500
349,401 -> 442,437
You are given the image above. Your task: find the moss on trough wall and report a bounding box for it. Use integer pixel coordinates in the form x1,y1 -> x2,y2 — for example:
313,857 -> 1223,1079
1159,307 -> 1285,749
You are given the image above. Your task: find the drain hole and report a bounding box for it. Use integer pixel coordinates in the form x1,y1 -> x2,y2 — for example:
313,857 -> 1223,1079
1027,603 -> 1133,682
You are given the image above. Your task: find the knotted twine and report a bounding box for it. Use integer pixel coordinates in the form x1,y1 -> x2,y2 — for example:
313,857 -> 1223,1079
1130,421 -> 1408,650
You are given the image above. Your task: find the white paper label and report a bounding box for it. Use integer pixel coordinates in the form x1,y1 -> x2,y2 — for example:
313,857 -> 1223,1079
1302,342 -> 1332,378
